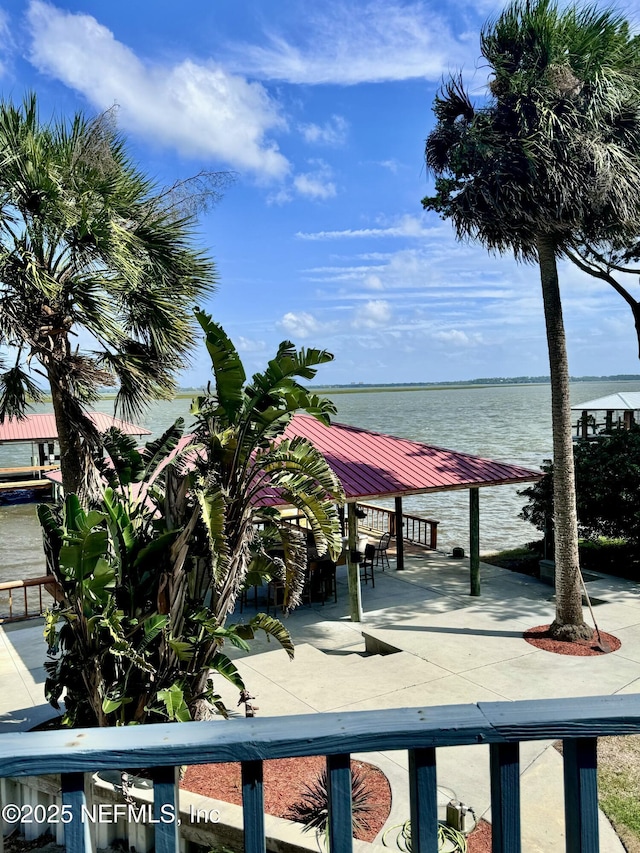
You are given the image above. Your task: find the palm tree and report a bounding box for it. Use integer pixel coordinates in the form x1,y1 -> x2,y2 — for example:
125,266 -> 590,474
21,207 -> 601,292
423,0 -> 640,639
0,94 -> 218,502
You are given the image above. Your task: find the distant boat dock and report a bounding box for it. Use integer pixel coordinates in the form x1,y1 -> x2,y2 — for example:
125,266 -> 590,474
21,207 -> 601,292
572,391 -> 640,439
0,412 -> 151,503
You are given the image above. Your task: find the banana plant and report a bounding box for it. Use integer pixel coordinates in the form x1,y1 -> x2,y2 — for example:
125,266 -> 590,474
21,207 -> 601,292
189,310 -> 344,619
38,315 -> 344,726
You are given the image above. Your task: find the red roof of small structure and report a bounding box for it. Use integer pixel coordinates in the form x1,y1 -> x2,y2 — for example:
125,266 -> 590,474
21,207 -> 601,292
267,413 -> 540,503
0,412 -> 151,444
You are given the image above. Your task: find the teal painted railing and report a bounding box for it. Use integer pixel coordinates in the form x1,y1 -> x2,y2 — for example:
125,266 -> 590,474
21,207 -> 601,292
1,693 -> 639,853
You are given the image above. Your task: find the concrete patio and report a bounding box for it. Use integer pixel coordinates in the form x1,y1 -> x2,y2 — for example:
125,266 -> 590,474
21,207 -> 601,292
221,548 -> 640,852
1,547 -> 640,851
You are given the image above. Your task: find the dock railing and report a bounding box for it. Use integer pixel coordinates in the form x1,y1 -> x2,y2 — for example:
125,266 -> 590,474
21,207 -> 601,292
0,575 -> 59,621
357,502 -> 439,550
1,692 -> 636,853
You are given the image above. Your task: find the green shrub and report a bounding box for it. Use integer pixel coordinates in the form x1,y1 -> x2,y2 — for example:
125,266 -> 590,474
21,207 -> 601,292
520,427 -> 640,553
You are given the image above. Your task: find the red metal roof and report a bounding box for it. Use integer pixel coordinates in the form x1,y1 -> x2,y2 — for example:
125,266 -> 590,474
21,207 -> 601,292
0,413 -> 151,444
272,413 -> 541,502
44,414 -> 541,502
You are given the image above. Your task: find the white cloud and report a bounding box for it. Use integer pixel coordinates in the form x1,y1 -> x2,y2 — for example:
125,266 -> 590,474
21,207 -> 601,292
300,115 -> 348,146
296,214 -> 436,240
0,10 -> 13,77
236,336 -> 267,352
433,329 -> 483,347
224,1 -> 471,85
353,300 -> 392,328
364,274 -> 384,291
279,311 -> 337,339
293,160 -> 337,200
267,187 -> 294,205
26,1 -> 289,178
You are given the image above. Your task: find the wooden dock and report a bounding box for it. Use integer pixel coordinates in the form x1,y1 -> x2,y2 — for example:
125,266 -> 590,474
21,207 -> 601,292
0,464 -> 57,498
0,479 -> 52,491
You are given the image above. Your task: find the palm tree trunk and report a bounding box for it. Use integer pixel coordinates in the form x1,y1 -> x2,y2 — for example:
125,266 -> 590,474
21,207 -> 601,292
537,235 -> 591,641
47,364 -> 101,504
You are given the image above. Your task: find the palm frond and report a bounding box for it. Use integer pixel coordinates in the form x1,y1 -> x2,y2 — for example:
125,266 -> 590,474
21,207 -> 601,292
0,364 -> 44,422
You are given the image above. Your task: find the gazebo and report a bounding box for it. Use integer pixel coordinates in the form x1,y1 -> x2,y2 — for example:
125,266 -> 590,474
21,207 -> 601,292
571,391 -> 640,438
36,411 -> 541,622
271,415 -> 542,620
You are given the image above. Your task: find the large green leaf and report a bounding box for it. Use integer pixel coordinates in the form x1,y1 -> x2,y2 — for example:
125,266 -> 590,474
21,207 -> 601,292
62,494 -> 85,534
102,487 -> 136,580
143,614 -> 169,640
243,342 -> 336,439
98,428 -> 144,488
157,683 -> 192,722
59,529 -> 109,581
37,504 -> 63,576
133,530 -> 179,568
82,557 -> 116,604
140,418 -> 185,482
194,485 -> 230,585
195,309 -> 246,421
210,651 -> 245,690
250,613 -> 295,659
168,638 -> 195,661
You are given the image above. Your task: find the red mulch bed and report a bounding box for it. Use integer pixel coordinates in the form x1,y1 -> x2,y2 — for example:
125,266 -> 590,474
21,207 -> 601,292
181,756 -> 390,842
182,756 -> 491,848
467,818 -> 492,852
523,624 -> 621,655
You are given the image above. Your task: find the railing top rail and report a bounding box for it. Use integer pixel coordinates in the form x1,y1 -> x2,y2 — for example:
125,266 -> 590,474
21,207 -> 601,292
0,575 -> 53,591
357,502 -> 439,524
0,464 -> 59,475
1,694 -> 640,779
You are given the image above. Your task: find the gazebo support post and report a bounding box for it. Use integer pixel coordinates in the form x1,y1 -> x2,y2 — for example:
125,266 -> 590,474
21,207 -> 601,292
470,487 -> 480,596
346,503 -> 363,622
394,497 -> 404,571
581,410 -> 589,440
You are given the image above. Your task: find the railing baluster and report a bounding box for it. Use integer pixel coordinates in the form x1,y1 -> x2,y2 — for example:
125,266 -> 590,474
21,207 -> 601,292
242,759 -> 266,853
327,753 -> 352,853
151,765 -> 179,853
489,742 -> 521,853
408,747 -> 438,853
61,772 -> 93,852
563,737 -> 599,853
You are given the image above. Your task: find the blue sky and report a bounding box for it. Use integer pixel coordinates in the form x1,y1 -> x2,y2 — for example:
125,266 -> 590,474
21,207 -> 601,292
1,0 -> 640,386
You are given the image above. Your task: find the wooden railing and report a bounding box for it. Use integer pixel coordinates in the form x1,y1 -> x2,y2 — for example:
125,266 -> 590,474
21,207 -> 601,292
0,464 -> 60,478
357,502 -> 439,550
0,693 -> 638,852
0,575 -> 59,621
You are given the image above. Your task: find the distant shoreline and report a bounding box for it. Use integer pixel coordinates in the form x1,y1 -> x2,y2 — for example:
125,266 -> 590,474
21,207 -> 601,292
313,377 -> 640,395
33,375 -> 640,402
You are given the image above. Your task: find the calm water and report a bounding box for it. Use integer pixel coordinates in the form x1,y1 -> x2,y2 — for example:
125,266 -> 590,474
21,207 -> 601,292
2,380 -> 639,582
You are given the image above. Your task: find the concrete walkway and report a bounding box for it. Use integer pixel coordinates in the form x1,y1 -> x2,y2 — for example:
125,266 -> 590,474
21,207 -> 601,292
220,549 -> 640,852
2,549 -> 640,850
